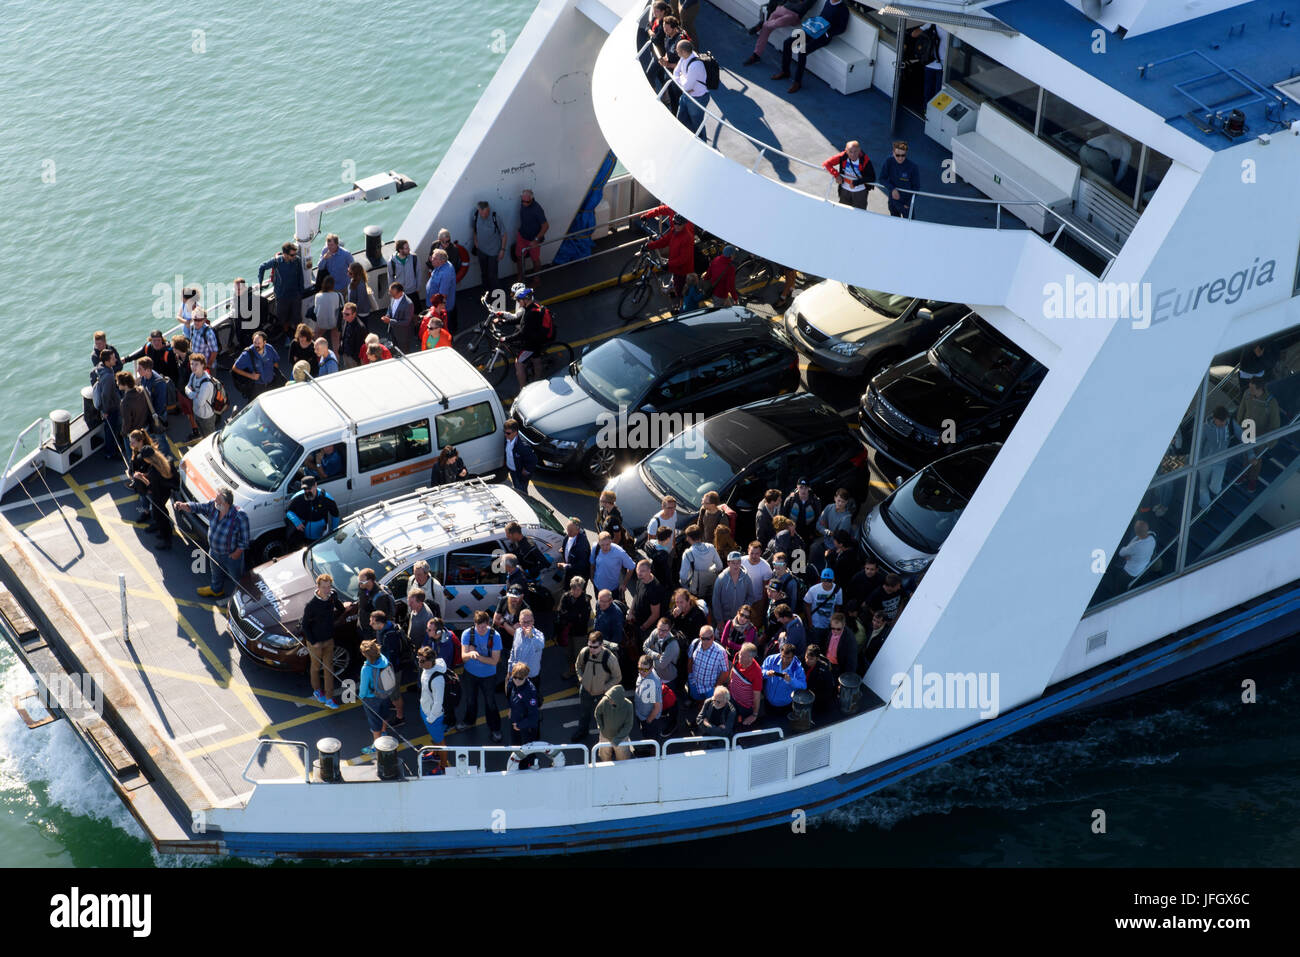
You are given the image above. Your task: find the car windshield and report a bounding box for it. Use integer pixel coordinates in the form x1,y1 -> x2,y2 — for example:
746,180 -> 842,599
574,339 -> 659,407
306,523 -> 394,599
846,286 -> 913,317
931,319 -> 1033,399
880,465 -> 974,553
522,494 -> 566,535
216,404 -> 303,492
642,432 -> 739,508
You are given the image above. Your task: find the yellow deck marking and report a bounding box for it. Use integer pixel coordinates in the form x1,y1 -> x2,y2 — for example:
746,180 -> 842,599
531,479 -> 599,498
54,572 -> 223,614
60,474 -> 265,725
15,494 -> 144,532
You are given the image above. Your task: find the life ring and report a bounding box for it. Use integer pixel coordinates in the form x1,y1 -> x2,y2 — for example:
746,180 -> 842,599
455,243 -> 470,282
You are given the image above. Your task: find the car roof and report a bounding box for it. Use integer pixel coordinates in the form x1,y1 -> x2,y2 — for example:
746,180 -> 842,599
621,306 -> 777,365
699,393 -> 846,464
256,349 -> 491,445
912,443 -> 1002,500
343,480 -> 552,566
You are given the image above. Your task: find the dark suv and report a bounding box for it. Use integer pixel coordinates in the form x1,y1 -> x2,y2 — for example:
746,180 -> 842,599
859,314 -> 1045,472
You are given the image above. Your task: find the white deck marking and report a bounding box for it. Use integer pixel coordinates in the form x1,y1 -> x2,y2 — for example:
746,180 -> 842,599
170,723 -> 228,744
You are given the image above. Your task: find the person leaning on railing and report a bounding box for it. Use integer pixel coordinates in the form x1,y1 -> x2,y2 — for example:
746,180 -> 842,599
823,141 -> 875,210
672,40 -> 710,142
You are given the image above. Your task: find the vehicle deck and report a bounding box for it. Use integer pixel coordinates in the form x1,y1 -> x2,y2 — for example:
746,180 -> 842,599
0,255 -> 894,850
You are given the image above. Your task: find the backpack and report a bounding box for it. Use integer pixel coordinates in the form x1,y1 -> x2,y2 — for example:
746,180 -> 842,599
374,659 -> 397,696
539,304 -> 556,343
697,50 -> 720,91
585,641 -> 619,677
661,682 -> 677,711
210,377 -> 228,415
430,667 -> 462,721
684,548 -> 719,599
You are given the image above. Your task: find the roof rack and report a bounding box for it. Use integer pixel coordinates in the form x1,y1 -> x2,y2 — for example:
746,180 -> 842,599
390,346 -> 450,409
353,479 -> 520,563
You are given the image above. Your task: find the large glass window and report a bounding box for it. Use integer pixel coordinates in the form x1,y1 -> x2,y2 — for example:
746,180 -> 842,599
216,403 -> 303,492
357,418 -> 431,473
1090,326 -> 1300,609
946,38 -> 1039,131
435,402 -> 496,448
1138,149 -> 1172,210
1040,92 -> 1142,204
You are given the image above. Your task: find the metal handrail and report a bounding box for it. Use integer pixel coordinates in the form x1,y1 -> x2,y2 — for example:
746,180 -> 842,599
663,735 -> 731,754
733,727 -> 785,747
0,418 -> 51,499
241,737 -> 310,784
637,31 -> 1120,272
417,742 -> 594,776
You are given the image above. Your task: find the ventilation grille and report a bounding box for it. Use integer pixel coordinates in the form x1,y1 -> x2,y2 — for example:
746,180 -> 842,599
794,735 -> 832,776
749,748 -> 789,789
1085,631 -> 1108,654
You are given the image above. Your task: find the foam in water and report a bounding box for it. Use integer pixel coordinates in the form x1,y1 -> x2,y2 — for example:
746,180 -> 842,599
0,654 -> 146,842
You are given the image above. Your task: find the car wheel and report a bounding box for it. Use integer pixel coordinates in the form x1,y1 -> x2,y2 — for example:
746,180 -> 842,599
331,643 -> 351,676
256,534 -> 289,564
583,446 -> 618,480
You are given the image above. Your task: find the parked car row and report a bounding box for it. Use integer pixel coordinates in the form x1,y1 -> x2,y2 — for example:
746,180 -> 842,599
203,290 -> 1045,678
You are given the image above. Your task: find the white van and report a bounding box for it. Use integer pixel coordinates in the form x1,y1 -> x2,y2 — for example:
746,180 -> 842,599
175,349 -> 506,561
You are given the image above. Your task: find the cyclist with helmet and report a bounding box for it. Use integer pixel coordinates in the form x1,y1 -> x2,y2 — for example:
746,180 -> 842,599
512,285 -> 550,390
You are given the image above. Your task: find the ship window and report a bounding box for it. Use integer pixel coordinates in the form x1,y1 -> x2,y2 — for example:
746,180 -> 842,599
946,39 -> 1038,132
1138,149 -> 1171,210
1039,93 -> 1141,205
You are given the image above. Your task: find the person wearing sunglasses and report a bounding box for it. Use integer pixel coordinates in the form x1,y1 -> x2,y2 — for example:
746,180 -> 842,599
878,139 -> 921,218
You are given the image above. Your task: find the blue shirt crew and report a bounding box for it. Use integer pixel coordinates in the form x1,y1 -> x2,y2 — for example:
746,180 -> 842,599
317,247 -> 354,295
592,604 -> 624,647
688,639 -> 730,700
460,626 -> 502,679
359,653 -> 391,699
507,629 -> 545,681
258,254 -> 307,301
190,500 -> 250,557
761,653 -> 807,707
518,201 -> 548,241
233,344 -> 280,384
137,373 -> 168,419
592,544 -> 637,595
317,351 -> 339,376
426,262 -> 457,314
879,156 -> 921,215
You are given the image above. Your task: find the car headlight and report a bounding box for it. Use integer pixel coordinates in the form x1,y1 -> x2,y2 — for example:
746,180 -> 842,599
830,341 -> 860,357
257,631 -> 298,649
895,556 -> 932,573
551,439 -> 579,451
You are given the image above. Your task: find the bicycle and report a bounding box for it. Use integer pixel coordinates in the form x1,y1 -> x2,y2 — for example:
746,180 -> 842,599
616,218 -> 668,288
617,241 -> 677,320
466,293 -> 574,387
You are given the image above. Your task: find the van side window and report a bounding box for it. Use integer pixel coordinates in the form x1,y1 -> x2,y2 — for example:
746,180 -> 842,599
435,402 -> 497,447
445,541 -> 506,587
357,418 -> 433,472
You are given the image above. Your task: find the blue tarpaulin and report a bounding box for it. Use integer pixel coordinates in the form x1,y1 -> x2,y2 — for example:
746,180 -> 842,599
553,151 -> 618,265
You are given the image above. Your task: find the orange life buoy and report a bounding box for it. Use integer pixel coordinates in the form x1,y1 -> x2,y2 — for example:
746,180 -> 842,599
455,243 -> 470,282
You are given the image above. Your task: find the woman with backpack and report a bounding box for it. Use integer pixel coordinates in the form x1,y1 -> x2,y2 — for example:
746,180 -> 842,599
358,639 -> 394,756
128,429 -> 176,551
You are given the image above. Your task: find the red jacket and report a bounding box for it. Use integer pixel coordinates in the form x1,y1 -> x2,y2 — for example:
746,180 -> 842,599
706,254 -> 737,300
822,149 -> 875,188
647,223 -> 695,275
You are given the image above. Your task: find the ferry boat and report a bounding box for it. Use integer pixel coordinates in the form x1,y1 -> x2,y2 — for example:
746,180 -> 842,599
2,0 -> 1299,858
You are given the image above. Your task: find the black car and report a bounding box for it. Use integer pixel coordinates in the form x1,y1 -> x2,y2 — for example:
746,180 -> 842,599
511,306 -> 800,479
604,392 -> 871,544
859,314 -> 1045,472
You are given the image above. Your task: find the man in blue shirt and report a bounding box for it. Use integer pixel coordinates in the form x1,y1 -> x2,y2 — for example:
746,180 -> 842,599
459,610 -> 504,741
314,233 -> 354,295
425,250 -> 457,334
761,642 -> 807,719
231,331 -> 280,400
591,589 -> 625,648
174,487 -> 250,599
258,241 -> 308,343
591,532 -> 636,599
878,139 -> 921,217
515,189 -> 548,284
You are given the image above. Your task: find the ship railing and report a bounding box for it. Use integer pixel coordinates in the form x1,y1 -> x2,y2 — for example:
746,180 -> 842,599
0,418 -> 53,500
416,742 -> 593,777
663,735 -> 731,755
637,35 -> 1119,277
241,738 -> 311,785
733,727 -> 785,748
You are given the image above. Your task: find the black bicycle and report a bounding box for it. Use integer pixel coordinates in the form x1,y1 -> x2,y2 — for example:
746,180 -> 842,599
465,295 -> 573,387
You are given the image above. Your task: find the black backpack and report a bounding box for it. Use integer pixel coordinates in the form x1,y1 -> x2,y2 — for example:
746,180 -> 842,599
431,667 -> 461,721
697,51 -> 720,91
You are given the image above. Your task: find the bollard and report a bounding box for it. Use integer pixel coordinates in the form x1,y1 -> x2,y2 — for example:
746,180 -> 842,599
119,574 -> 130,645
50,410 -> 72,450
316,737 -> 342,783
789,689 -> 814,732
81,386 -> 102,429
838,672 -> 863,715
375,735 -> 401,780
363,224 -> 385,267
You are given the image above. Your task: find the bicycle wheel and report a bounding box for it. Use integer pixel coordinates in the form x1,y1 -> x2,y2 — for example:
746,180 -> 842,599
540,340 -> 574,377
618,252 -> 651,288
618,278 -> 653,320
468,345 -> 510,386
735,255 -> 774,295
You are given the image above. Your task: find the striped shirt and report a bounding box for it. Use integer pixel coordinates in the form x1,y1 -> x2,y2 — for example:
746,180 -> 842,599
507,628 -> 545,683
688,638 -> 730,700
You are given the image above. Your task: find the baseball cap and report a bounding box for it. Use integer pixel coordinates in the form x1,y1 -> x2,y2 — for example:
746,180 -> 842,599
506,585 -> 524,597
727,551 -> 742,562
797,477 -> 810,487
820,567 -> 835,580
301,474 -> 317,487
608,523 -> 621,532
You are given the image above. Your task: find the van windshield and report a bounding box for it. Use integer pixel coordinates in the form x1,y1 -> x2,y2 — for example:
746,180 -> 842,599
217,404 -> 304,492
